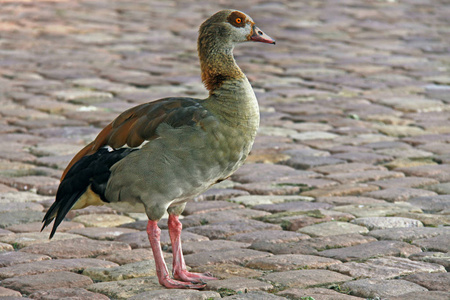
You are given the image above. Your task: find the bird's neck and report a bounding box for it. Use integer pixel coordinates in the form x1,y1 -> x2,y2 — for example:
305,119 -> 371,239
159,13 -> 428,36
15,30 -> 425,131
198,35 -> 259,132
198,37 -> 245,94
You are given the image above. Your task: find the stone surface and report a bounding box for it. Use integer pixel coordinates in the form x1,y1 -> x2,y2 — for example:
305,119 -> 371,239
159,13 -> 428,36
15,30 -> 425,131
71,214 -> 135,227
68,227 -> 139,240
316,196 -> 385,206
328,256 -> 445,279
277,288 -> 364,300
413,234 -> 450,252
20,238 -> 131,258
6,221 -> 84,233
83,260 -> 156,281
363,187 -> 437,202
318,240 -> 422,262
191,263 -> 264,279
395,164 -> 450,182
0,211 -> 45,228
185,219 -> 280,239
427,182 -> 450,195
66,206 -> 117,219
0,176 -> 59,192
390,291 -> 450,300
234,182 -> 302,195
0,242 -> 14,252
326,170 -> 403,184
393,212 -> 450,226
231,163 -> 317,184
370,176 -> 440,189
230,195 -> 314,206
332,202 -> 422,218
190,263 -> 264,280
221,291 -> 286,299
408,195 -> 450,213
300,234 -> 377,251
0,228 -> 13,237
252,201 -> 333,213
0,251 -> 51,267
249,240 -> 318,256
341,279 -> 428,298
404,272 -> 450,291
129,289 -> 221,300
0,258 -> 118,279
0,286 -> 21,298
86,276 -> 161,300
114,230 -> 208,249
368,227 -> 449,242
245,254 -> 340,271
184,249 -> 272,268
262,269 -> 352,288
29,288 -> 110,300
180,240 -> 250,255
228,230 -> 309,244
179,209 -> 270,228
351,217 -> 423,230
272,209 -> 356,231
300,183 -> 379,198
183,200 -> 243,215
0,202 -> 44,213
1,271 -> 93,295
409,252 -> 450,270
96,248 -> 154,265
205,277 -> 273,293
0,192 -> 49,204
0,232 -> 83,248
298,221 -> 369,237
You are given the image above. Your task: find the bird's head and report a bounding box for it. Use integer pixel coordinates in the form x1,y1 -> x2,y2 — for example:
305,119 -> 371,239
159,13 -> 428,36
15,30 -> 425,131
199,10 -> 275,47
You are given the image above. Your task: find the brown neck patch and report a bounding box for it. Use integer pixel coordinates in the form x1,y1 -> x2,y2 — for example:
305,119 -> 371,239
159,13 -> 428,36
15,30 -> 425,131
199,49 -> 244,92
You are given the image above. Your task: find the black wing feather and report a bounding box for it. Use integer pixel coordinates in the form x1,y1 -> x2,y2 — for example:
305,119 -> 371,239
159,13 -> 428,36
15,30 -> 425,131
42,147 -> 136,238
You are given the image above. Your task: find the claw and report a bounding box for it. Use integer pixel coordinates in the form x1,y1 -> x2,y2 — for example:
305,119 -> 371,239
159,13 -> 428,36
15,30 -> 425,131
160,276 -> 206,289
174,270 -> 218,284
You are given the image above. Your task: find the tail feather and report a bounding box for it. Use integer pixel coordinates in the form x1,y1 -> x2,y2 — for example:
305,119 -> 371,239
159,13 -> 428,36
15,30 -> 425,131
41,147 -> 136,239
42,192 -> 84,239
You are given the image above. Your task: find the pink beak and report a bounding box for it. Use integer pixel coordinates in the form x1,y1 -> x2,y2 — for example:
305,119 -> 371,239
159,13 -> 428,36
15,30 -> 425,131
250,25 -> 276,44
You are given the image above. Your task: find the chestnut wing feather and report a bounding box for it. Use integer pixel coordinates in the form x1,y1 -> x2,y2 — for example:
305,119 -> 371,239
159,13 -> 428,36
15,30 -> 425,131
61,97 -> 205,180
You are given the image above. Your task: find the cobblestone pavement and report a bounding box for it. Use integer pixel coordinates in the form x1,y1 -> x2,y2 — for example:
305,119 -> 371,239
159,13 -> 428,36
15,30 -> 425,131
0,0 -> 449,299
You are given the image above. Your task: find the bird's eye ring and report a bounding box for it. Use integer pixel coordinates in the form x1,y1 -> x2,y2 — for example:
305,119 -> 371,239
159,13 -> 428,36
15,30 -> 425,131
236,18 -> 242,24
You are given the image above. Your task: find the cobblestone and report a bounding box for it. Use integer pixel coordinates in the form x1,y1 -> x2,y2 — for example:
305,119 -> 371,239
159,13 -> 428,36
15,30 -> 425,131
0,258 -> 118,279
205,277 -> 273,293
245,254 -> 340,271
1,0 -> 449,298
404,272 -> 450,292
1,271 -> 94,295
328,256 -> 445,280
341,279 -> 428,299
262,269 -> 352,289
29,288 -> 110,300
277,288 -> 364,300
318,240 -> 422,262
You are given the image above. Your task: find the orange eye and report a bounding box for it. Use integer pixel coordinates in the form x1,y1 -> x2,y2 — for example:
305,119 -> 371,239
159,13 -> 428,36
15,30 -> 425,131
236,18 -> 242,24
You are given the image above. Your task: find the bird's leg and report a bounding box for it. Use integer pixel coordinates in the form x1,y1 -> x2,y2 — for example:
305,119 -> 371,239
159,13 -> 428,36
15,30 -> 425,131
168,214 -> 217,283
146,220 -> 206,289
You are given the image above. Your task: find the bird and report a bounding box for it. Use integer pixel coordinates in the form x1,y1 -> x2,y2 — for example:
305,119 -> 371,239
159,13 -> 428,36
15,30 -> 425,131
42,9 -> 275,289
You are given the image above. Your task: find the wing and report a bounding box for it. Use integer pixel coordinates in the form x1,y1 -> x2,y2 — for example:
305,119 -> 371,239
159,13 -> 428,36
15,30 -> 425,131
43,97 -> 209,238
61,97 -> 207,180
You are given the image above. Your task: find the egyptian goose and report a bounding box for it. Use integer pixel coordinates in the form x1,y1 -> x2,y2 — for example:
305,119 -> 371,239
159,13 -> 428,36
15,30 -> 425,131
42,10 -> 275,289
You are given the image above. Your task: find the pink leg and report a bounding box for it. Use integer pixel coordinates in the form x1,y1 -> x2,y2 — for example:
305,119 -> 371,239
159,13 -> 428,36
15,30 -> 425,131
146,220 -> 206,289
168,214 -> 217,283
